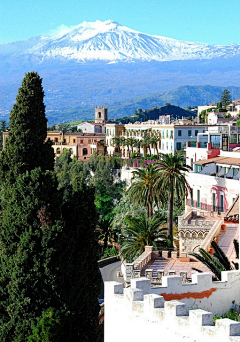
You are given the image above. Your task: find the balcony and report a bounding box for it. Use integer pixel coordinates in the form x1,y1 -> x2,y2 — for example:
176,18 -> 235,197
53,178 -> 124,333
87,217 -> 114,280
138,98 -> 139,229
186,199 -> 224,214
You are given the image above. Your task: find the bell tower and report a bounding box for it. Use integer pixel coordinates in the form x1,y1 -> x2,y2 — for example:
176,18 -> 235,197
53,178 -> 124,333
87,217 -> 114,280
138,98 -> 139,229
95,107 -> 108,125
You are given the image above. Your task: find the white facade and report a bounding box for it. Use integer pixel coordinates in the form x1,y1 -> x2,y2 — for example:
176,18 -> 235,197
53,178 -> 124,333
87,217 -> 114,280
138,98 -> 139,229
77,122 -> 102,133
185,144 -> 240,213
106,120 -> 208,158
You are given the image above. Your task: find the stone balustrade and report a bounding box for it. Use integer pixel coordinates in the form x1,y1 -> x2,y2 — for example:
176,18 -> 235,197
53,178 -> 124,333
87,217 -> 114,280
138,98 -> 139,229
133,246 -> 153,269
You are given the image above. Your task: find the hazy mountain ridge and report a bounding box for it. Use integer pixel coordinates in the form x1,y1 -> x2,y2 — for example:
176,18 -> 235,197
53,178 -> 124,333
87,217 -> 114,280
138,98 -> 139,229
1,20 -> 240,124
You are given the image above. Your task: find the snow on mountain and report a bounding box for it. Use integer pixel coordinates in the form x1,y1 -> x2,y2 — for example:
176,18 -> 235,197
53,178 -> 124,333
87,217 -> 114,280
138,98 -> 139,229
2,20 -> 240,62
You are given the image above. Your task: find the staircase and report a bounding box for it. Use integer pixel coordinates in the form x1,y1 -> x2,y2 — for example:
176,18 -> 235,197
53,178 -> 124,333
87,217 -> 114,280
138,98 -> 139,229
217,223 -> 239,261
140,258 -> 170,277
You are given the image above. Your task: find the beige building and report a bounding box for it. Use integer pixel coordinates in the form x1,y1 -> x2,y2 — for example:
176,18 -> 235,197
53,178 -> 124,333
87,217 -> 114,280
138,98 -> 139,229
3,131 -> 106,162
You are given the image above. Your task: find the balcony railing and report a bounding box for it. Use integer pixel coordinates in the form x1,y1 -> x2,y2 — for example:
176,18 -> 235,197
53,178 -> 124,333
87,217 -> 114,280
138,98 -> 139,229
186,199 -> 224,213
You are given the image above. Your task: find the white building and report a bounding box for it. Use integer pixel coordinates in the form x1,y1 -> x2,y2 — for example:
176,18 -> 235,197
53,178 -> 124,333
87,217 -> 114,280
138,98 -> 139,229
77,122 -> 102,134
106,119 -> 208,158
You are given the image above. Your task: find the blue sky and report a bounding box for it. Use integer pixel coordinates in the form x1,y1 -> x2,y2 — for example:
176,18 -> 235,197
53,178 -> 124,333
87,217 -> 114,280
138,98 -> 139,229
1,0 -> 240,45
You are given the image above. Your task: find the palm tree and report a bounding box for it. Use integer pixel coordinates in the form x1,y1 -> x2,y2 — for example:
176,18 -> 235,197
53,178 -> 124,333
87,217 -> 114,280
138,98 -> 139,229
111,136 -> 121,153
134,139 -> 141,155
154,152 -> 191,243
150,135 -> 160,156
118,137 -> 128,158
120,213 -> 167,261
127,137 -> 137,155
144,136 -> 152,156
140,138 -> 147,157
128,164 -> 162,218
189,240 -> 239,281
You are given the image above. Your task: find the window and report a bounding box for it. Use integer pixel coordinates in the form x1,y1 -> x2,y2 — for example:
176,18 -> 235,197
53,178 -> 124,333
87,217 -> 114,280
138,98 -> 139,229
162,130 -> 165,138
190,188 -> 193,206
98,112 -> 101,118
178,130 -> 182,137
162,143 -> 164,150
170,130 -> 173,139
80,140 -> 83,144
195,130 -> 198,136
106,129 -> 109,135
166,130 -> 168,138
54,138 -> 58,142
63,139 -> 66,143
166,142 -> 168,150
83,148 -> 88,155
176,142 -> 181,150
197,190 -> 200,208
171,142 -> 173,151
88,140 -> 91,144
230,135 -> 237,144
220,193 -> 224,212
73,139 -> 76,143
70,148 -> 73,155
188,130 -> 192,137
56,147 -> 60,155
212,193 -> 216,211
191,158 -> 193,169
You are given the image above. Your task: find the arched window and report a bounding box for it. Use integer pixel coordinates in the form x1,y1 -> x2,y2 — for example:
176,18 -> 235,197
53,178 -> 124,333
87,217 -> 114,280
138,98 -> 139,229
56,147 -> 60,155
83,148 -> 88,155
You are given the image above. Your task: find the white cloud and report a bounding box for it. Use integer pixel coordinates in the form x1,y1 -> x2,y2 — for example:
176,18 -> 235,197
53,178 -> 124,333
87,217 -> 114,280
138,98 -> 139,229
47,24 -> 81,38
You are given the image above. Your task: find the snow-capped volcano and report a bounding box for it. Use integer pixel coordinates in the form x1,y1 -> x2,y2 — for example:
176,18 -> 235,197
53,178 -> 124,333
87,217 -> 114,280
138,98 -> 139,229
2,20 -> 240,62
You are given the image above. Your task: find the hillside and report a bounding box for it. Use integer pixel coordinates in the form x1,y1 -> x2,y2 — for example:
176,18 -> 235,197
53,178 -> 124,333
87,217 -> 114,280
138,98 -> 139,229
1,20 -> 240,124
108,105 -> 194,124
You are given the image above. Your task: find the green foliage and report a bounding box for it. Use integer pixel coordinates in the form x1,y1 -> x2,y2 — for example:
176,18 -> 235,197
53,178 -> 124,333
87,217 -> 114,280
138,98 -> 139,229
100,246 -> 119,260
221,89 -> 232,109
128,164 -> 163,218
189,240 -> 239,281
0,120 -> 7,151
0,73 -> 101,342
28,308 -> 63,342
155,152 -> 191,240
213,309 -> 240,325
0,72 -> 54,183
111,191 -> 146,234
120,212 -> 167,262
199,110 -> 206,123
87,155 -> 125,248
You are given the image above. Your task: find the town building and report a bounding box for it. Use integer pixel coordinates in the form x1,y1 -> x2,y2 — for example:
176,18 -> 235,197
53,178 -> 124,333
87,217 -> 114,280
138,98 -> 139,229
106,117 -> 208,158
76,122 -> 103,134
3,131 -> 105,162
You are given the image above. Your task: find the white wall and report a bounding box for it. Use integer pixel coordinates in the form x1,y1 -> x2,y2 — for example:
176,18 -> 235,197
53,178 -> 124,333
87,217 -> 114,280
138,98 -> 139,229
186,173 -> 238,212
105,274 -> 240,342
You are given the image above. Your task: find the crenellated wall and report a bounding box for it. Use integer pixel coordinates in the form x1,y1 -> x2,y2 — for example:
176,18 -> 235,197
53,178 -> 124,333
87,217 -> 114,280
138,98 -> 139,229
105,275 -> 240,342
130,271 -> 240,315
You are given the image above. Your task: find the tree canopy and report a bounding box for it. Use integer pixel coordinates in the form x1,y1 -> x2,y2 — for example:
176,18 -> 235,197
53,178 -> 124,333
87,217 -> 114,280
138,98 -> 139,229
220,89 -> 232,110
0,72 -> 101,342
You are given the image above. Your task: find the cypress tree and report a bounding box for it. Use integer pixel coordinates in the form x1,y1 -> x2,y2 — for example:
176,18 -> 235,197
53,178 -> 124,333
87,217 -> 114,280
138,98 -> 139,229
0,73 -> 101,341
0,72 -> 54,182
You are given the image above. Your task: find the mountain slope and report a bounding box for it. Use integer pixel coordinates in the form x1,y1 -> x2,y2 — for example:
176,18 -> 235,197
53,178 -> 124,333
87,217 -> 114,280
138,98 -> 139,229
1,21 -> 240,124
2,20 -> 240,62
